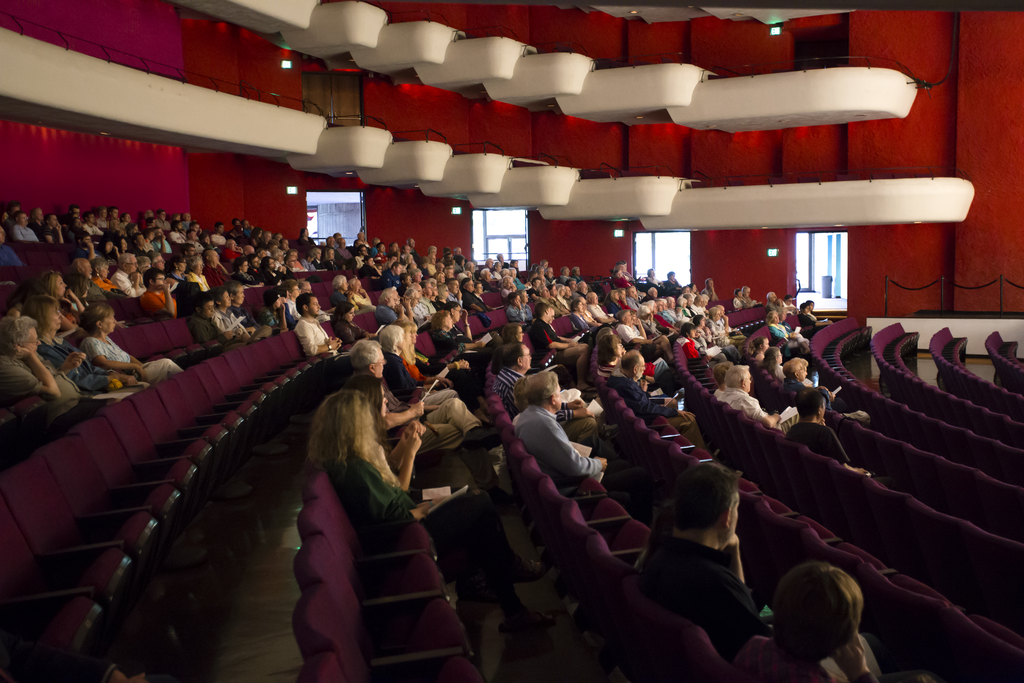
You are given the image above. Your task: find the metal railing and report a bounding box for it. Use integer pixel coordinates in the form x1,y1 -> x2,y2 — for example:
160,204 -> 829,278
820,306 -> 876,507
0,10 -> 324,116
885,275 -> 1024,318
691,166 -> 971,188
707,55 -> 919,84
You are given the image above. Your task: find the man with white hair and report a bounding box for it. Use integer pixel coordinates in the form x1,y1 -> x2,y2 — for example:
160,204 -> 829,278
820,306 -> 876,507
348,339 -> 504,494
375,287 -> 404,326
720,364 -> 796,432
111,253 -> 144,297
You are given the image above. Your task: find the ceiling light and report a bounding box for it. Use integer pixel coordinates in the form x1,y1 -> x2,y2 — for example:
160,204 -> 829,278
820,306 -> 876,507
636,116 -> 643,119
914,221 -> 922,224
281,60 -> 292,69
734,12 -> 744,16
629,10 -> 638,13
99,132 -> 109,136
835,224 -> 844,227
547,104 -> 555,107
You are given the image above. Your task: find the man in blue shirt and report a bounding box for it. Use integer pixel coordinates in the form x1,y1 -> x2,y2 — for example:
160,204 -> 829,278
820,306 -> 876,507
380,261 -> 402,290
0,227 -> 24,266
374,288 -> 403,327
515,371 -> 654,523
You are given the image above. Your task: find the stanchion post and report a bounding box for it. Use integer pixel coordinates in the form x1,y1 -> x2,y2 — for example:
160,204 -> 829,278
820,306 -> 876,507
940,276 -> 945,317
1001,275 -> 1004,318
884,276 -> 889,317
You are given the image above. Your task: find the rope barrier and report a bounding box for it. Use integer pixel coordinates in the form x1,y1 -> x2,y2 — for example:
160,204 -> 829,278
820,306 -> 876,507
949,278 -> 1000,290
887,279 -> 939,291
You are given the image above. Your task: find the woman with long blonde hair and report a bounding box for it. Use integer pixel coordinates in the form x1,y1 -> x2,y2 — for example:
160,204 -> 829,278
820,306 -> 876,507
317,379 -> 553,632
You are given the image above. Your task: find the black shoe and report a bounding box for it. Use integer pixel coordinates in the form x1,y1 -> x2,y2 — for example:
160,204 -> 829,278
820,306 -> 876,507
488,486 -> 515,505
463,427 -> 502,450
456,570 -> 500,604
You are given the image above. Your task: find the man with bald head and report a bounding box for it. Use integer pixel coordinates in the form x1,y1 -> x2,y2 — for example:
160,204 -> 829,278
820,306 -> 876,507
69,258 -> 124,302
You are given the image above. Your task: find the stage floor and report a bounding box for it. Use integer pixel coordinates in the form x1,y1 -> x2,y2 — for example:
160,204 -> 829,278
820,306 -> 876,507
800,291 -> 847,312
866,315 -> 1024,356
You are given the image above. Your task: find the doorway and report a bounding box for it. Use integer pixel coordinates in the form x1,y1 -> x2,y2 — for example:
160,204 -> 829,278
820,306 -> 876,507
795,231 -> 847,300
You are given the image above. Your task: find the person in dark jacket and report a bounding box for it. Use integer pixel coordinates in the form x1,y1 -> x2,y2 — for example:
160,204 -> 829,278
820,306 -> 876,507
1,628 -> 180,682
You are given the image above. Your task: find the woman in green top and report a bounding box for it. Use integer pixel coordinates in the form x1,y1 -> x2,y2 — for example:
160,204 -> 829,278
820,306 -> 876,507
309,380 -> 553,633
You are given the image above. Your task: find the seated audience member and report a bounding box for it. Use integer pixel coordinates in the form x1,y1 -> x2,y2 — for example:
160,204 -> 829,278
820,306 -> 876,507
0,227 -> 26,266
762,347 -> 785,382
256,288 -> 289,334
329,275 -> 349,308
139,268 -> 177,319
259,256 -> 284,287
734,286 -> 760,309
492,342 -> 597,442
201,249 -> 228,288
37,213 -> 65,244
701,277 -> 718,302
347,277 -> 375,314
720,364 -> 796,432
375,287 -> 404,326
1,627 -> 181,683
515,372 -> 655,523
782,358 -> 849,413
587,292 -> 616,325
112,253 -> 145,297
221,239 -> 242,262
708,306 -> 744,347
734,561 -> 941,683
461,278 -> 491,314
379,325 -> 457,405
332,301 -> 374,345
70,258 -> 111,302
220,281 -> 273,342
798,300 -> 833,338
79,303 -> 182,384
24,295 -> 137,393
185,255 -> 210,292
231,256 -> 261,286
346,343 -> 502,494
529,303 -> 592,388
569,297 -> 601,337
0,316 -> 103,431
309,388 -> 551,632
280,279 -> 301,330
505,291 -> 533,324
188,292 -> 247,351
712,361 -> 733,400
607,351 -> 707,450
9,211 -> 38,242
785,388 -> 876,478
615,309 -> 672,364
430,308 -> 490,359
747,335 -> 769,365
641,463 -> 770,660
40,271 -> 83,335
294,293 -> 342,357
393,319 -> 481,409
765,291 -> 785,316
767,310 -> 810,356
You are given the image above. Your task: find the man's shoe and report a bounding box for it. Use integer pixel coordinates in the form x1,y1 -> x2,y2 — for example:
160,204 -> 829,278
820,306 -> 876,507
463,427 -> 503,450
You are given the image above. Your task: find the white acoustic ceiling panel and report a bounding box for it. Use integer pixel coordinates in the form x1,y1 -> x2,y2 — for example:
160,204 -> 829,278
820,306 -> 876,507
286,126 -> 393,176
539,176 -> 683,221
281,3 -> 388,69
356,140 -> 453,188
641,177 -> 976,231
556,63 -> 704,124
169,0 -> 317,33
669,67 -> 918,133
415,36 -> 535,98
483,52 -> 595,110
350,22 -> 460,79
467,162 -> 581,209
418,153 -> 513,198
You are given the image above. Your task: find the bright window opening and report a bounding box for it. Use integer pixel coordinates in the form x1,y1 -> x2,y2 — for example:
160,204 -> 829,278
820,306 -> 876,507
633,231 -> 692,285
472,209 -> 528,264
306,191 -> 364,243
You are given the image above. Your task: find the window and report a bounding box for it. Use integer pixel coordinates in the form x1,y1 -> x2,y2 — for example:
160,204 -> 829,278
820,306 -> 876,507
795,230 -> 847,299
306,191 -> 364,242
472,209 -> 528,264
633,231 -> 691,285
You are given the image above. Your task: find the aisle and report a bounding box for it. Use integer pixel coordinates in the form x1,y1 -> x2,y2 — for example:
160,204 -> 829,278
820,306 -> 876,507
104,423 -> 610,683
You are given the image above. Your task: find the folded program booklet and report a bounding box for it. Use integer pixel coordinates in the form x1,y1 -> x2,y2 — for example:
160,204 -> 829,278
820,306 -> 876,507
426,485 -> 468,515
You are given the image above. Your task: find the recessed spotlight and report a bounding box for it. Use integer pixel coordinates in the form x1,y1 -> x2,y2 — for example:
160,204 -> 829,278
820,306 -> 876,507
629,10 -> 638,13
547,104 -> 555,107
835,224 -> 844,227
636,116 -> 643,119
99,132 -> 109,136
734,12 -> 744,16
914,221 -> 922,224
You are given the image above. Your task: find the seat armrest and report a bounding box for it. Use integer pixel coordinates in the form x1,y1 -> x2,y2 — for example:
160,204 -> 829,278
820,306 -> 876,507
76,507 -> 152,542
38,541 -> 125,588
0,587 -> 96,640
110,480 -> 175,508
362,589 -> 444,609
355,548 -> 428,567
370,646 -> 467,677
586,515 -> 632,530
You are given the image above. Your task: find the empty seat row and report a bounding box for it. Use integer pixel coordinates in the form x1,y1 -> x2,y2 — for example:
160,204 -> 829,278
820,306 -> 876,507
986,331 -> 1024,395
931,328 -> 1024,422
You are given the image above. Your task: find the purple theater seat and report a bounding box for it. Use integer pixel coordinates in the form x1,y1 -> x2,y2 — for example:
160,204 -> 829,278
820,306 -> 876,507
905,498 -> 986,615
961,521 -> 1024,634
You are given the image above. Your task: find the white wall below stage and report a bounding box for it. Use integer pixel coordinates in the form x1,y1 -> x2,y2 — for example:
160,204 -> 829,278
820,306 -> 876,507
867,317 -> 1024,356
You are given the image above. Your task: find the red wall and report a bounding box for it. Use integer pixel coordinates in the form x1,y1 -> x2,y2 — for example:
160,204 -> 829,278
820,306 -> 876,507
0,121 -> 189,219
954,13 -> 1024,313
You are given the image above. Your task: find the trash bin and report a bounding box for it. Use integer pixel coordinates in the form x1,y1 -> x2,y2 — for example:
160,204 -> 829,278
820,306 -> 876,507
821,275 -> 833,299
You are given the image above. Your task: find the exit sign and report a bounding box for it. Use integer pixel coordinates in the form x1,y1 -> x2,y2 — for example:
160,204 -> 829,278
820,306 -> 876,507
767,248 -> 780,257
451,207 -> 462,215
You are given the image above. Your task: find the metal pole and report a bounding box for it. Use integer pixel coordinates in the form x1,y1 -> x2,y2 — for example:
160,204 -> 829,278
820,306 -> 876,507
1001,275 -> 1004,318
884,276 -> 889,317
940,276 -> 945,317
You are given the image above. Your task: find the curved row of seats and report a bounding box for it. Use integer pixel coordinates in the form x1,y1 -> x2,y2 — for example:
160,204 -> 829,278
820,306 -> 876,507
873,323 -> 1024,451
0,331 -> 328,656
673,344 -> 1024,680
930,328 -> 1024,422
811,321 -> 1024,490
987,331 -> 1024,395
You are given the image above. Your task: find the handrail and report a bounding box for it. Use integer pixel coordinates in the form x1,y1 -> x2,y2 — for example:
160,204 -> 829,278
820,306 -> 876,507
706,55 -> 920,83
326,114 -> 389,131
532,41 -> 591,57
460,25 -> 520,41
451,141 -> 504,155
884,275 -> 1024,318
388,9 -> 450,26
0,10 -> 324,116
390,129 -> 448,144
691,166 -> 971,187
594,52 -> 691,70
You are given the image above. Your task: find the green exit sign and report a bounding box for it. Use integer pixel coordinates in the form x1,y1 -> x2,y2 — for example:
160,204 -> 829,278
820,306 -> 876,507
767,248 -> 779,257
